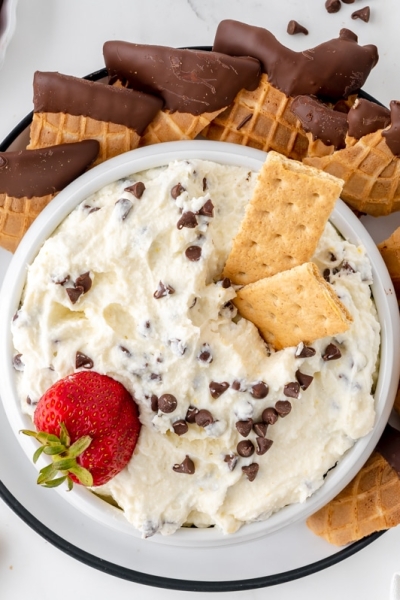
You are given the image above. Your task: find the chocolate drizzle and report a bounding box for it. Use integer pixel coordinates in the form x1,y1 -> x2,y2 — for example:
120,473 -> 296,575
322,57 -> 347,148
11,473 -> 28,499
382,101 -> 400,157
213,20 -> 378,100
291,95 -> 348,149
348,98 -> 391,139
33,71 -> 163,134
0,141 -> 99,198
376,425 -> 400,478
103,42 -> 261,115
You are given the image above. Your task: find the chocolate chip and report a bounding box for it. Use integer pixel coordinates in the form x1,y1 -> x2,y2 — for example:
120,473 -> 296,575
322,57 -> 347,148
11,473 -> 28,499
322,343 -> 342,361
195,409 -> 214,427
209,381 -> 229,399
12,354 -> 24,371
158,394 -> 177,413
173,455 -> 195,474
242,463 -> 259,481
296,369 -> 314,390
275,400 -> 292,417
262,407 -> 279,425
119,345 -> 131,356
256,437 -> 273,456
185,245 -> 202,261
115,197 -> 133,220
186,406 -> 199,423
75,272 -> 92,293
198,344 -> 213,363
325,0 -> 341,14
283,382 -> 300,399
235,419 -> 253,437
198,199 -> 214,217
0,156 -> 8,168
287,19 -> 309,34
173,419 -> 188,436
236,114 -> 252,130
341,261 -> 355,273
251,382 -> 269,399
153,281 -> 175,299
339,28 -> 358,41
351,6 -> 370,22
323,269 -> 330,282
124,181 -> 145,199
66,286 -> 84,304
171,183 -> 185,199
224,454 -> 238,471
295,344 -> 316,358
150,372 -> 162,382
329,252 -> 338,261
342,0 -> 355,3
75,352 -> 94,369
202,177 -> 207,192
177,211 -> 198,229
231,380 -> 242,391
151,395 -> 159,411
237,439 -> 255,457
253,422 -> 268,437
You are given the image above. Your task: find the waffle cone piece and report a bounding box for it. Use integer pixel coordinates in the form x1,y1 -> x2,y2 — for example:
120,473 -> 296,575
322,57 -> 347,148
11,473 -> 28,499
203,74 -> 309,161
0,192 -> 54,253
377,226 -> 400,299
140,107 -> 224,146
307,426 -> 400,546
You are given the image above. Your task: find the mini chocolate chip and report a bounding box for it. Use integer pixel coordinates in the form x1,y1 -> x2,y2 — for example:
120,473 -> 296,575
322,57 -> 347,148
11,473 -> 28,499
341,261 -> 355,273
75,352 -> 94,369
150,372 -> 162,382
275,400 -> 292,417
237,440 -> 255,458
124,181 -> 145,199
224,454 -> 238,471
26,396 -> 32,405
198,344 -> 213,363
256,437 -> 273,456
323,269 -> 330,282
0,156 -> 8,167
209,381 -> 229,399
202,177 -> 207,192
287,19 -> 309,34
185,245 -> 202,261
283,382 -> 300,399
115,197 -> 133,220
171,183 -> 185,199
186,406 -> 199,423
75,272 -> 92,293
221,277 -> 231,288
151,395 -> 159,411
351,6 -> 370,22
322,343 -> 342,361
198,199 -> 214,217
235,419 -> 253,437
173,419 -> 188,436
12,354 -> 24,371
253,422 -> 268,437
329,252 -> 338,261
12,311 -> 19,321
52,274 -> 70,285
325,0 -> 341,13
119,345 -> 131,356
242,463 -> 259,481
66,286 -> 84,304
236,114 -> 252,130
173,455 -> 195,474
231,380 -> 242,391
158,394 -> 177,413
262,407 -> 279,424
195,409 -> 214,427
153,281 -> 175,299
295,369 -> 314,390
295,344 -> 316,358
177,211 -> 198,229
251,382 -> 269,399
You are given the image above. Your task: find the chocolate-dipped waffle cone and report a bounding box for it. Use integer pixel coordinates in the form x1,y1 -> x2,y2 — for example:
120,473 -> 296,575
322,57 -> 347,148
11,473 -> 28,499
307,426 -> 400,546
0,140 -> 99,252
27,72 -> 162,165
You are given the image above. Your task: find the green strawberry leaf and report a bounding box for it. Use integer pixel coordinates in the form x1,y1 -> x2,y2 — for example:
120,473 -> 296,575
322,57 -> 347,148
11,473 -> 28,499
33,446 -> 45,464
43,476 -> 68,488
37,462 -> 58,485
43,444 -> 66,455
69,465 -> 93,487
69,436 -> 92,458
59,423 -> 70,447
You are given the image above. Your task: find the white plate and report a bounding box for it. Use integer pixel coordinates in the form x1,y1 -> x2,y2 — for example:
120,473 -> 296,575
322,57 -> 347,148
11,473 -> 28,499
0,0 -> 18,69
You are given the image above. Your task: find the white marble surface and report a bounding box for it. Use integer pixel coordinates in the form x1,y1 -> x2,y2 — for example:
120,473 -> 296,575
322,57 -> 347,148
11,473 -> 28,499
1,1 -> 400,598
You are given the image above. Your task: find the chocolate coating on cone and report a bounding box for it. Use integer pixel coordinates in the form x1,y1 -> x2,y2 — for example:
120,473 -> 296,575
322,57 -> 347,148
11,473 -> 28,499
103,42 -> 261,115
291,95 -> 348,149
0,140 -> 99,198
213,19 -> 378,100
33,72 -> 163,135
376,425 -> 400,478
382,101 -> 400,157
348,98 -> 391,139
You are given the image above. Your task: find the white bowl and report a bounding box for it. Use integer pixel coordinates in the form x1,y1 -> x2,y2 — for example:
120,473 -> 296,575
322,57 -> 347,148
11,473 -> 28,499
0,0 -> 18,69
0,140 -> 399,548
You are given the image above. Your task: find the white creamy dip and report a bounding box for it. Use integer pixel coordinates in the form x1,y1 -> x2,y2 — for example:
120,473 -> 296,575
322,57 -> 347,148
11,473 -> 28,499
12,159 -> 380,537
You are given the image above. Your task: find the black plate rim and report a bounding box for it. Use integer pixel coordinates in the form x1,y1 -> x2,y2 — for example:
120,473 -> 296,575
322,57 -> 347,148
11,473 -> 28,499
0,51 -> 388,592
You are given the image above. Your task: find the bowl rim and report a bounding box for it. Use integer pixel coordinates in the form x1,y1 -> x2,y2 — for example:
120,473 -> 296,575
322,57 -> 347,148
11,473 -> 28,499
0,139 -> 399,549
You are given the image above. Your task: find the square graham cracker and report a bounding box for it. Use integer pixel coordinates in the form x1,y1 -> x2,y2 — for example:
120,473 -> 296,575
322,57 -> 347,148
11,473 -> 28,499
223,151 -> 343,285
234,262 -> 353,350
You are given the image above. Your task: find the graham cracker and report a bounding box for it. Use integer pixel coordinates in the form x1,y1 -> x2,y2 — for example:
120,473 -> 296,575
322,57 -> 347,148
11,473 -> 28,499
234,262 -> 353,350
223,151 -> 343,285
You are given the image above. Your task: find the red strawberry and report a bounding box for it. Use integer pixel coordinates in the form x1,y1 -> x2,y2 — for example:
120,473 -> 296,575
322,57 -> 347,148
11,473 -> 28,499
22,371 -> 141,488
